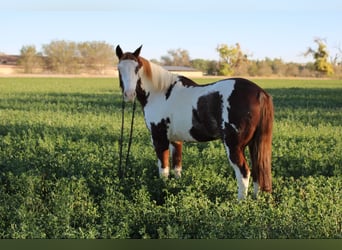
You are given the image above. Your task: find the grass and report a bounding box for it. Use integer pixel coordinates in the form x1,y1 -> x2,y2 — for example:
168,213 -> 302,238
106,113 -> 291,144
0,77 -> 341,238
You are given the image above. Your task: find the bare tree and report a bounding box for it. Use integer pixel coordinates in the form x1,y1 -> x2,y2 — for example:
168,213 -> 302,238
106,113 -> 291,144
160,48 -> 191,66
330,43 -> 342,66
42,40 -> 79,74
18,45 -> 42,73
78,41 -> 116,74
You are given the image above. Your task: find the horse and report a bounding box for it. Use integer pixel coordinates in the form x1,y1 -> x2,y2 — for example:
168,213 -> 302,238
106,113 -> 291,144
116,45 -> 274,200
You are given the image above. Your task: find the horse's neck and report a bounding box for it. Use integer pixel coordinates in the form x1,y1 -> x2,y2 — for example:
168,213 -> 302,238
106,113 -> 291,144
140,61 -> 178,93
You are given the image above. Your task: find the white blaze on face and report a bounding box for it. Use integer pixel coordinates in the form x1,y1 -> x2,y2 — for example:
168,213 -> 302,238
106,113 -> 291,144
118,60 -> 139,102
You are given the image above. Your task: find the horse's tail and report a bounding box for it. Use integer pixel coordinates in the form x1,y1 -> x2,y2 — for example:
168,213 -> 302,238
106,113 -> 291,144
250,91 -> 274,193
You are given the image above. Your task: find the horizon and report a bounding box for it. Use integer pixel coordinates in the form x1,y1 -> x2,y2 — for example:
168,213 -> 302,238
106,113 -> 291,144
1,0 -> 341,64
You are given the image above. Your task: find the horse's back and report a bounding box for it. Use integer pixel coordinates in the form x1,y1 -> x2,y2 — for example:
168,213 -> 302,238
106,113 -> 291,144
145,77 -> 268,143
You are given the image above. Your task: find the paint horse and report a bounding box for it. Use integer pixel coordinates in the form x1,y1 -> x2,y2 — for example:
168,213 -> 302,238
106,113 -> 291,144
116,45 -> 274,200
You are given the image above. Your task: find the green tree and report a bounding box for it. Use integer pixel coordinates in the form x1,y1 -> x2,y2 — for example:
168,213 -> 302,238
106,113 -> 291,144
305,39 -> 334,76
191,59 -> 218,75
216,43 -> 248,76
18,45 -> 42,73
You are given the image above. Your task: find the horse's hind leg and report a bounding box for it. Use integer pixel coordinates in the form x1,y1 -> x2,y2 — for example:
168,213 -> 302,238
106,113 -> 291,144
171,141 -> 183,178
223,139 -> 251,200
249,144 -> 260,198
226,145 -> 251,200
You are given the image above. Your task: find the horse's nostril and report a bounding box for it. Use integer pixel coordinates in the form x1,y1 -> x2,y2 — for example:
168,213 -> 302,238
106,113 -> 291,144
124,90 -> 136,101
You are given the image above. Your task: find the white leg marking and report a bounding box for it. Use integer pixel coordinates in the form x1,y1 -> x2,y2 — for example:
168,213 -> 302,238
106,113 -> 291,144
174,166 -> 182,178
158,160 -> 169,178
229,123 -> 239,133
224,144 -> 250,200
171,143 -> 182,178
233,165 -> 250,200
253,182 -> 259,198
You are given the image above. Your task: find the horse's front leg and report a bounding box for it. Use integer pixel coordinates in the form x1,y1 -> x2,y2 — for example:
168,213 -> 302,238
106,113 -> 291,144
157,146 -> 170,178
150,119 -> 172,178
151,137 -> 170,178
171,141 -> 183,178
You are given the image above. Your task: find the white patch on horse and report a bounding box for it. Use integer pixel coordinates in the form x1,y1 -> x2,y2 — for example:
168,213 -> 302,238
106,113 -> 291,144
117,60 -> 139,102
218,79 -> 235,131
230,123 -> 239,133
224,143 -> 250,200
233,165 -> 250,200
253,182 -> 259,198
170,143 -> 182,178
158,159 -> 169,178
145,82 -> 198,142
173,167 -> 182,178
138,62 -> 178,93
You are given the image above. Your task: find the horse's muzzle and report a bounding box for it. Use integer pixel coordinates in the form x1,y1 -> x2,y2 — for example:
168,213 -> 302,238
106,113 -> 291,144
124,90 -> 136,102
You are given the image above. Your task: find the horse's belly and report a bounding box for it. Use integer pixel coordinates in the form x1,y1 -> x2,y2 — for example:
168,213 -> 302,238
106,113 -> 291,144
168,116 -> 197,142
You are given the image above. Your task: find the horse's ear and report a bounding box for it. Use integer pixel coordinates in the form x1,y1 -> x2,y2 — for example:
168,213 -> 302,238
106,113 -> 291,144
116,45 -> 123,59
133,45 -> 143,58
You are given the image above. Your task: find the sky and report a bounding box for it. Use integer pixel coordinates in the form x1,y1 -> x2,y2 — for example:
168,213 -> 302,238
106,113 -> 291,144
1,0 -> 341,63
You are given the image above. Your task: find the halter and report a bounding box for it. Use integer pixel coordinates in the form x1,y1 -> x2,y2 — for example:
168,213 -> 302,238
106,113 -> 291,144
118,95 -> 137,179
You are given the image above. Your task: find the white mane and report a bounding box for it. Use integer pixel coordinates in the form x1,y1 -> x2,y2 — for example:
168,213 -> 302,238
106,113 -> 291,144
138,57 -> 179,92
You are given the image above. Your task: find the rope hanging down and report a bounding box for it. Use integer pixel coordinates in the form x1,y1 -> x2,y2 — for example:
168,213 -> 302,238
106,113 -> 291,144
118,97 -> 137,179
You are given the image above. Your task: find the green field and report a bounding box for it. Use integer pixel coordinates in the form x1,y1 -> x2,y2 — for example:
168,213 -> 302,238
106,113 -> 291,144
0,77 -> 341,239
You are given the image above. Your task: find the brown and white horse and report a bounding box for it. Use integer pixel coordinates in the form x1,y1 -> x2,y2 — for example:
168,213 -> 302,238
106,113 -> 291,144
116,45 -> 274,200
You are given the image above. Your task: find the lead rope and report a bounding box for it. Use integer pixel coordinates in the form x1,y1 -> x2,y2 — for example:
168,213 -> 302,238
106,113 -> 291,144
118,97 -> 137,179
118,96 -> 125,179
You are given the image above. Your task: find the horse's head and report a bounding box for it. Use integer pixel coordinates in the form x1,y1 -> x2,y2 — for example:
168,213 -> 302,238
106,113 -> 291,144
116,45 -> 143,102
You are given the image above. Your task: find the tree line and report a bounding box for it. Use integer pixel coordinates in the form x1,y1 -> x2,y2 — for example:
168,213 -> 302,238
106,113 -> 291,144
16,39 -> 341,77
157,39 -> 340,77
19,40 -> 117,74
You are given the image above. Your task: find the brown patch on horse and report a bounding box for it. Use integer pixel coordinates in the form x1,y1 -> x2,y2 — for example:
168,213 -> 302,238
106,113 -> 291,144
179,76 -> 216,88
190,91 -> 223,141
120,52 -> 138,61
228,78 -> 273,192
178,76 -> 198,87
150,118 -> 171,169
165,81 -> 177,100
171,141 -> 182,168
136,78 -> 149,107
161,149 -> 170,169
138,57 -> 152,81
